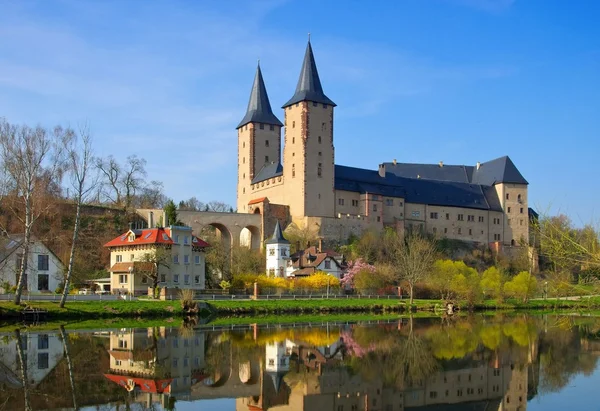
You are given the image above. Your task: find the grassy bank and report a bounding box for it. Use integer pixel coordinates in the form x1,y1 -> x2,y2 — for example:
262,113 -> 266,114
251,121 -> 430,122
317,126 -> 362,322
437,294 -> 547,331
0,300 -> 186,321
2,296 -> 600,323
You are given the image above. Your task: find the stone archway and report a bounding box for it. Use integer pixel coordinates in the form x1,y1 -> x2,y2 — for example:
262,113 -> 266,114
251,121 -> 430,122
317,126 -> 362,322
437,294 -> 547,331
207,223 -> 233,249
240,225 -> 261,249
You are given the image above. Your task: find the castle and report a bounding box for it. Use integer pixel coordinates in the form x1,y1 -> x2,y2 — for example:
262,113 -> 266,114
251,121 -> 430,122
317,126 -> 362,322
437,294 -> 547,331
237,40 -> 529,248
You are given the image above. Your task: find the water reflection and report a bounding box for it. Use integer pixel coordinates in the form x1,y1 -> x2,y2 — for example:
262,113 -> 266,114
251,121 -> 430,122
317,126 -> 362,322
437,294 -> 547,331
0,315 -> 599,410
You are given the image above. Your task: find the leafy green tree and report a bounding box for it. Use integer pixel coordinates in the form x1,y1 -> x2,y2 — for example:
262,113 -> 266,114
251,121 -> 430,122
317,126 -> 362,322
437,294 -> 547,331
163,199 -> 179,226
480,266 -> 504,300
430,259 -> 459,300
504,271 -> 538,302
450,262 -> 481,307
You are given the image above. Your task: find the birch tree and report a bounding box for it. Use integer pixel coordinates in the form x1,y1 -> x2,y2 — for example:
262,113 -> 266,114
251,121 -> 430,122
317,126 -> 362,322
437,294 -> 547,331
60,125 -> 97,307
0,119 -> 68,304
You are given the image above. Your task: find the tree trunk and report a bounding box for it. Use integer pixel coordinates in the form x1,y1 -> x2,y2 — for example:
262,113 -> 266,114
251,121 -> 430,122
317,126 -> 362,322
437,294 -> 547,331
61,199 -> 82,308
14,194 -> 32,305
409,284 -> 414,305
60,326 -> 78,410
14,330 -> 31,411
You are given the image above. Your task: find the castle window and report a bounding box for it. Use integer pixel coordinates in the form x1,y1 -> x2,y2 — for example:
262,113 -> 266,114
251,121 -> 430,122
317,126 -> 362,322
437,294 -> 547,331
446,213 -> 450,220
352,199 -> 359,207
265,140 -> 269,147
506,193 -> 510,200
318,136 -> 322,144
259,123 -> 264,129
243,173 -> 245,179
338,198 -> 345,206
292,152 -> 295,156
243,142 -> 245,148
269,248 -> 275,256
377,216 -> 381,222
458,214 -> 464,221
430,212 -> 438,219
520,207 -> 524,214
321,122 -> 326,131
458,228 -> 462,234
479,216 -> 484,222
444,228 -> 448,234
520,219 -> 523,226
243,157 -> 245,164
386,199 -> 393,206
412,210 -> 420,218
373,204 -> 378,212
467,215 -> 474,222
269,268 -> 275,276
292,137 -> 295,144
318,163 -> 322,177
313,102 -> 318,107
292,121 -> 295,128
265,155 -> 269,162
270,125 -> 274,131
507,207 -> 511,213
469,229 -> 472,235
281,249 -> 287,256
318,151 -> 322,156
518,194 -> 522,201
323,104 -> 327,108
292,164 -> 295,178
511,239 -> 515,246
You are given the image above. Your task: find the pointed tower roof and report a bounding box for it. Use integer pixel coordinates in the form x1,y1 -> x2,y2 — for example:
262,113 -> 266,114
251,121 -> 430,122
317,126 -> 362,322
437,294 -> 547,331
237,63 -> 283,129
265,221 -> 290,245
282,40 -> 336,108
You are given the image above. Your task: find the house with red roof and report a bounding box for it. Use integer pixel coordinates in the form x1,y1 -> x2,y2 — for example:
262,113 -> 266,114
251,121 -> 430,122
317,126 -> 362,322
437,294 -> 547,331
104,225 -> 209,296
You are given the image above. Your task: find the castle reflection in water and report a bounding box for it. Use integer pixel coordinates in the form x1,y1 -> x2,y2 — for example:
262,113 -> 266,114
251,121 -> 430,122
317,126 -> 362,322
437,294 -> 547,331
1,315 -> 599,410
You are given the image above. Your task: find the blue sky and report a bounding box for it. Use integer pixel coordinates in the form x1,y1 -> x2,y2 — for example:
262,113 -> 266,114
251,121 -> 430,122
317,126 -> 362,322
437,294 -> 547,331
1,0 -> 599,224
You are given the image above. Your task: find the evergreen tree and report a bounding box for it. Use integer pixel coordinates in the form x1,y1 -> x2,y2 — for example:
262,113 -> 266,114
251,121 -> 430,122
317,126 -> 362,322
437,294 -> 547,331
164,200 -> 178,226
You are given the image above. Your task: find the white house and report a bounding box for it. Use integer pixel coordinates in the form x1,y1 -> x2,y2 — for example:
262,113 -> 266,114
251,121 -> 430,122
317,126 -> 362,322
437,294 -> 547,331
0,331 -> 64,388
0,235 -> 65,293
265,222 -> 345,279
265,222 -> 290,278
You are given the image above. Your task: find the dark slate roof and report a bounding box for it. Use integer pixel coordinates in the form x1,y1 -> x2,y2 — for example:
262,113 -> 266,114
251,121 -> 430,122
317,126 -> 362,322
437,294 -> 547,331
251,161 -> 283,184
383,162 -> 470,183
237,64 -> 283,129
282,41 -> 336,108
405,398 -> 502,411
470,156 -> 528,185
266,221 -> 290,244
334,165 -> 503,212
382,156 -> 527,186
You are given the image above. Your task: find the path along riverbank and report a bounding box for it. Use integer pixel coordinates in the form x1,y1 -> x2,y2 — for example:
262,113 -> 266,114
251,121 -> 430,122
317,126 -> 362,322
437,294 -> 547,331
2,296 -> 600,321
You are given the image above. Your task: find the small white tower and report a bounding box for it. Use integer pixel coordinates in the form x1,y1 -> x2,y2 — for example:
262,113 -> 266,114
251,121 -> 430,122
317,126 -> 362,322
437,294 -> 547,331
265,221 -> 290,277
265,340 -> 291,393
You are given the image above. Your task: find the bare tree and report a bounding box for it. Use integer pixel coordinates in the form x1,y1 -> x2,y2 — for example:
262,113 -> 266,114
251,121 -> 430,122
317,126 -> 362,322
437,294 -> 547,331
387,230 -> 438,304
134,180 -> 167,209
96,154 -> 148,209
14,330 -> 32,411
206,201 -> 233,213
0,120 -> 68,304
96,155 -> 121,204
61,125 -> 97,308
59,326 -> 78,410
179,196 -> 205,211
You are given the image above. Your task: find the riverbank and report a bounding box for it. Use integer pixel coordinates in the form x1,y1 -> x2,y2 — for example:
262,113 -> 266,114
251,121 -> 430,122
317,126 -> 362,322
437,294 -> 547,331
1,296 -> 600,322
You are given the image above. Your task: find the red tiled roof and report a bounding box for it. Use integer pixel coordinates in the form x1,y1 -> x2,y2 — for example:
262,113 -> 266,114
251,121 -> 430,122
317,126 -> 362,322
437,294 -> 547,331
109,350 -> 133,361
191,235 -> 210,248
104,374 -> 172,394
248,197 -> 267,205
104,228 -> 174,248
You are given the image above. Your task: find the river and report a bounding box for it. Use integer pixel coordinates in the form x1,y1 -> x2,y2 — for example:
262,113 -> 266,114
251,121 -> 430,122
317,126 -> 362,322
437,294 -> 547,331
0,314 -> 598,410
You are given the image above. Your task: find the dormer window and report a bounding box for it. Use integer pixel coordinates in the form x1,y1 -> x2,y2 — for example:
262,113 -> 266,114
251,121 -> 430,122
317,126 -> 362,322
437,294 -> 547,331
128,234 -> 134,242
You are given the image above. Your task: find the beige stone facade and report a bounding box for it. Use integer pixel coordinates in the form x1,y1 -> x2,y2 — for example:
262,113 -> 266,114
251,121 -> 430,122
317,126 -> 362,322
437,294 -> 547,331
236,40 -> 530,249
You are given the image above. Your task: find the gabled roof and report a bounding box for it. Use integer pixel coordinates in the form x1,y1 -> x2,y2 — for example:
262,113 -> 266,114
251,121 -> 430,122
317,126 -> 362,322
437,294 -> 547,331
470,156 -> 528,185
0,234 -> 65,266
191,235 -> 210,248
237,64 -> 283,129
104,374 -> 172,394
104,228 -> 174,248
290,246 -> 343,270
266,221 -> 289,245
282,40 -> 336,108
251,161 -> 283,184
382,155 -> 528,186
334,165 -> 503,212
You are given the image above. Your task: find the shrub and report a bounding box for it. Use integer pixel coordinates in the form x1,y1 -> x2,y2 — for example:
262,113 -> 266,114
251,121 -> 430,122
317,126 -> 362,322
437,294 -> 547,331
179,289 -> 196,311
504,271 -> 537,303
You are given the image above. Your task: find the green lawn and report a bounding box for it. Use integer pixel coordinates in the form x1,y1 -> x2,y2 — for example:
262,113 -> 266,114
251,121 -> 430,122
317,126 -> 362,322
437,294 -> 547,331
0,300 -> 185,320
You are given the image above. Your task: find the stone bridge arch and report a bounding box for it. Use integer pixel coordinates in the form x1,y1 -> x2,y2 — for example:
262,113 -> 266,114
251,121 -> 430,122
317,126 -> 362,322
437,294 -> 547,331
136,209 -> 264,249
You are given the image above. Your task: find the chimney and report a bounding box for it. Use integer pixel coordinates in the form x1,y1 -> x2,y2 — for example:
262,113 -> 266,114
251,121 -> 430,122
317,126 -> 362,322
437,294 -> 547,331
476,162 -> 481,170
392,159 -> 397,165
148,211 -> 154,228
378,164 -> 386,178
439,161 -> 443,168
318,238 -> 323,252
128,222 -> 134,231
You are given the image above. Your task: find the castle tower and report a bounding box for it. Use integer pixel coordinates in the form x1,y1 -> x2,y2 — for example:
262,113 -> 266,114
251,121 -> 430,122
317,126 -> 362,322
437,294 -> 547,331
237,63 -> 283,213
282,40 -> 336,218
265,221 -> 290,277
